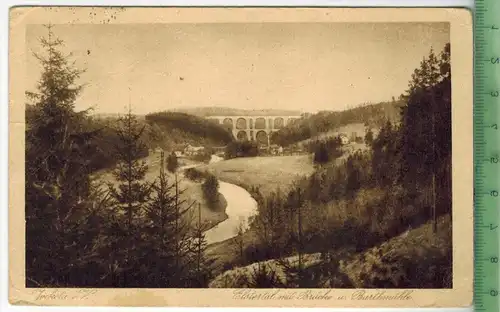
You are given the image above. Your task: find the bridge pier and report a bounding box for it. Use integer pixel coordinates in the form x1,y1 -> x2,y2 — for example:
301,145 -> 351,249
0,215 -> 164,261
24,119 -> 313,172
208,115 -> 301,144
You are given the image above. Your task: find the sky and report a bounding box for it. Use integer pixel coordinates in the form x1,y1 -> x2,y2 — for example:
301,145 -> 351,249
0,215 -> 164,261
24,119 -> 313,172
26,22 -> 450,115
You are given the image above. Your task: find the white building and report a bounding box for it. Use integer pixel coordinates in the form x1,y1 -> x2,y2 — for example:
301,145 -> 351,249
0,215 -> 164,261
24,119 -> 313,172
339,134 -> 350,145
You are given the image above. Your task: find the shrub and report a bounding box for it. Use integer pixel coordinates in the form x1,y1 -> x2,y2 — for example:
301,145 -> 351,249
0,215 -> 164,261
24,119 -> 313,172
166,151 -> 178,173
184,167 -> 208,182
225,141 -> 259,159
311,137 -> 343,165
249,263 -> 284,288
191,150 -> 212,163
202,174 -> 220,209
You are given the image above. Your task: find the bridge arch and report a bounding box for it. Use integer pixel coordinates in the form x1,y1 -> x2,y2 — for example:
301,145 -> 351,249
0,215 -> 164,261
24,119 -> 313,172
222,118 -> 233,131
208,118 -> 220,124
236,118 -> 247,130
255,118 -> 266,130
256,130 -> 269,146
274,117 -> 284,129
236,130 -> 248,141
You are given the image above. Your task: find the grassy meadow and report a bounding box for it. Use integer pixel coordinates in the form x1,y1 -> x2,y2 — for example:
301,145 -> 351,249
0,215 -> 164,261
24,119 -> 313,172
198,155 -> 316,196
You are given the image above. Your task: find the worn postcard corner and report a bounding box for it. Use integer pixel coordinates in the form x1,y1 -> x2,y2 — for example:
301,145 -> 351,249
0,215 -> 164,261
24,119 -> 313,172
9,6 -> 473,308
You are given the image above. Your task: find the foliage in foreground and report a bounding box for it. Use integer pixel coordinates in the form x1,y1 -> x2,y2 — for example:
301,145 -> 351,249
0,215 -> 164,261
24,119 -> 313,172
25,27 -> 213,287
235,43 -> 452,287
209,215 -> 451,288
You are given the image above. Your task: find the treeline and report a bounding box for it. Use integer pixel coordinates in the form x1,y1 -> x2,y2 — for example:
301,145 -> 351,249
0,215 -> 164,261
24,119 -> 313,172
224,141 -> 260,159
307,137 -> 343,165
41,108 -> 233,174
240,43 -> 452,288
271,101 -> 403,147
70,103 -> 235,174
170,106 -> 302,117
145,112 -> 234,146
25,27 -> 213,288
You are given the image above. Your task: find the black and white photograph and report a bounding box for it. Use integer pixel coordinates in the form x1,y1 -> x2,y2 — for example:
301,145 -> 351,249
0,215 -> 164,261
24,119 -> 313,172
9,7 -> 473,307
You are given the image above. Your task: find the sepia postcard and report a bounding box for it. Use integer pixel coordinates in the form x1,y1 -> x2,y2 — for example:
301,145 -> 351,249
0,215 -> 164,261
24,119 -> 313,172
9,6 -> 473,308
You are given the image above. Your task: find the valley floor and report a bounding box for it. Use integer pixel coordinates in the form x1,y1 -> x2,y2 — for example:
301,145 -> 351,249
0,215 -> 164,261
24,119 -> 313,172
198,154 -> 316,196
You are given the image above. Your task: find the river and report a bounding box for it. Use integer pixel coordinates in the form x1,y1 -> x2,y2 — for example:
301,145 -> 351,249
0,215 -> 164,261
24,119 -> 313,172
179,156 -> 258,245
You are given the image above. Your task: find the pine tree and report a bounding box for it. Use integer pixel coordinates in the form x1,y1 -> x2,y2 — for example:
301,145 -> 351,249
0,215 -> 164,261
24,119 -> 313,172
399,43 -> 452,226
25,25 -> 103,286
186,203 -> 213,287
105,104 -> 151,286
142,151 -> 195,287
278,185 -> 308,288
233,220 -> 246,264
371,120 -> 400,188
142,151 -> 176,286
109,106 -> 150,226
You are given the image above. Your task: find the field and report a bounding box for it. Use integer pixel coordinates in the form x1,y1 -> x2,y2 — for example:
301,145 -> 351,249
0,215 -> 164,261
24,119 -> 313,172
198,155 -> 316,196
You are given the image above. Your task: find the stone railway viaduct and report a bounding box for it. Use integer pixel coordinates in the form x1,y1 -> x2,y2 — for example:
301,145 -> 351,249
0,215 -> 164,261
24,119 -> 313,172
206,115 -> 301,145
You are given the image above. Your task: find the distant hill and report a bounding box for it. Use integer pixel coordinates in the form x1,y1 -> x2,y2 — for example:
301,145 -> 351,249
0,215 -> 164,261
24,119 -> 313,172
145,111 -> 234,147
169,106 -> 303,117
92,113 -> 145,120
86,111 -> 234,172
271,101 -> 404,147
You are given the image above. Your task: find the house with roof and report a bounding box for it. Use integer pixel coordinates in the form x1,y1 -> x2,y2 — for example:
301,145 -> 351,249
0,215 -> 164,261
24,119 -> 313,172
184,144 -> 205,156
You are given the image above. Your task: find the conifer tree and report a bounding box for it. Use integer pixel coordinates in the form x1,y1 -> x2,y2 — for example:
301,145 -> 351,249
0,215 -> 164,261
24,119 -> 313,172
141,151 -> 177,286
186,203 -> 213,287
399,43 -> 452,224
25,25 -> 102,286
109,106 -> 150,230
105,104 -> 151,286
233,219 -> 246,264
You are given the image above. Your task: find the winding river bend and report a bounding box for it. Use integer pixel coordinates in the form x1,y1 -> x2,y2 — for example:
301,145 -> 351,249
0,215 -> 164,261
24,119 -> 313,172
204,181 -> 257,245
179,159 -> 258,245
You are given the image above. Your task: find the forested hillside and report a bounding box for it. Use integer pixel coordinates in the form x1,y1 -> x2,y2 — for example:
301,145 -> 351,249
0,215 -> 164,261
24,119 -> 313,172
48,110 -> 235,173
216,43 -> 452,288
271,100 -> 404,147
145,111 -> 234,146
25,27 -> 217,288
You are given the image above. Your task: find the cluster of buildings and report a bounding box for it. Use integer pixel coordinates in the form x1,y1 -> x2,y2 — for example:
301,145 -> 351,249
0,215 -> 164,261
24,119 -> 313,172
151,144 -> 206,158
151,144 -> 227,159
149,130 -> 365,160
